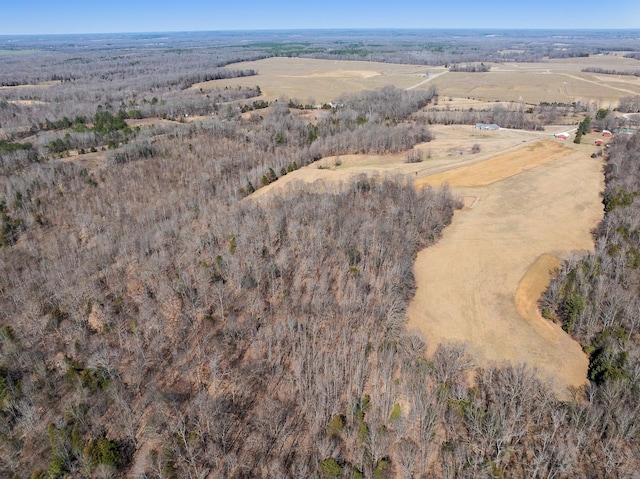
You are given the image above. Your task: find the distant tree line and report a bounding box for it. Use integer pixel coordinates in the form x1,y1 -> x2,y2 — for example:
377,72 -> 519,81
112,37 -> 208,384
419,103 -> 544,131
174,68 -> 258,90
448,63 -> 490,72
582,66 -> 640,77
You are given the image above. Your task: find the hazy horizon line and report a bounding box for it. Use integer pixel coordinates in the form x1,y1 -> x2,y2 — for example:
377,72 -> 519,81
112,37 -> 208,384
2,27 -> 640,38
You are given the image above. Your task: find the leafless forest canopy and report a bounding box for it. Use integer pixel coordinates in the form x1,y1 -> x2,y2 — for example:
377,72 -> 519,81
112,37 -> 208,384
1,29 -> 640,478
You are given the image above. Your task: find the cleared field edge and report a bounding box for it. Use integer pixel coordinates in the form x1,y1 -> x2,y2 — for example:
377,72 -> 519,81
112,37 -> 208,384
514,253 -> 590,397
407,143 -> 601,397
514,254 -> 562,340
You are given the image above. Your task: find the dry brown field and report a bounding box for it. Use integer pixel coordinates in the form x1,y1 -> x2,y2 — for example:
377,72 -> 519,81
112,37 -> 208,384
430,55 -> 640,105
414,140 -> 574,188
407,135 -> 603,398
192,57 -> 435,103
198,55 -> 640,106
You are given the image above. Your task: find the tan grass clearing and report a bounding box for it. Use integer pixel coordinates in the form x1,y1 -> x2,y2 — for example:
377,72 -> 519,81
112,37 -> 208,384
415,140 -> 573,188
191,57 -> 434,103
291,70 -> 381,79
431,55 -> 640,105
407,141 -> 603,398
251,127 -> 567,199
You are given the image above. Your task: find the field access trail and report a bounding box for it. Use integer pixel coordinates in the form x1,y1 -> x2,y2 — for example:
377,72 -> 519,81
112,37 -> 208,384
405,71 -> 448,91
408,140 -> 604,397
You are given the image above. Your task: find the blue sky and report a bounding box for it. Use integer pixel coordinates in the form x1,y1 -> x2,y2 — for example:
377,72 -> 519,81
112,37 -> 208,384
1,0 -> 639,35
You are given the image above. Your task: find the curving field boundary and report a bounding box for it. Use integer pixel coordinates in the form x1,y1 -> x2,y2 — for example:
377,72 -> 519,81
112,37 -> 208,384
407,141 -> 602,398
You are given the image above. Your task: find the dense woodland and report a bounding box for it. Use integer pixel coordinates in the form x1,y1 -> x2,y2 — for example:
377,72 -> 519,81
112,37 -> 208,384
2,30 -> 640,478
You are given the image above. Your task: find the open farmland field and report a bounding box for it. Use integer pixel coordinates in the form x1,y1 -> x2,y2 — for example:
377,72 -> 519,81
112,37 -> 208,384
408,138 -> 603,397
430,55 -> 640,104
200,54 -> 640,106
430,69 -> 640,104
192,57 -> 437,102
